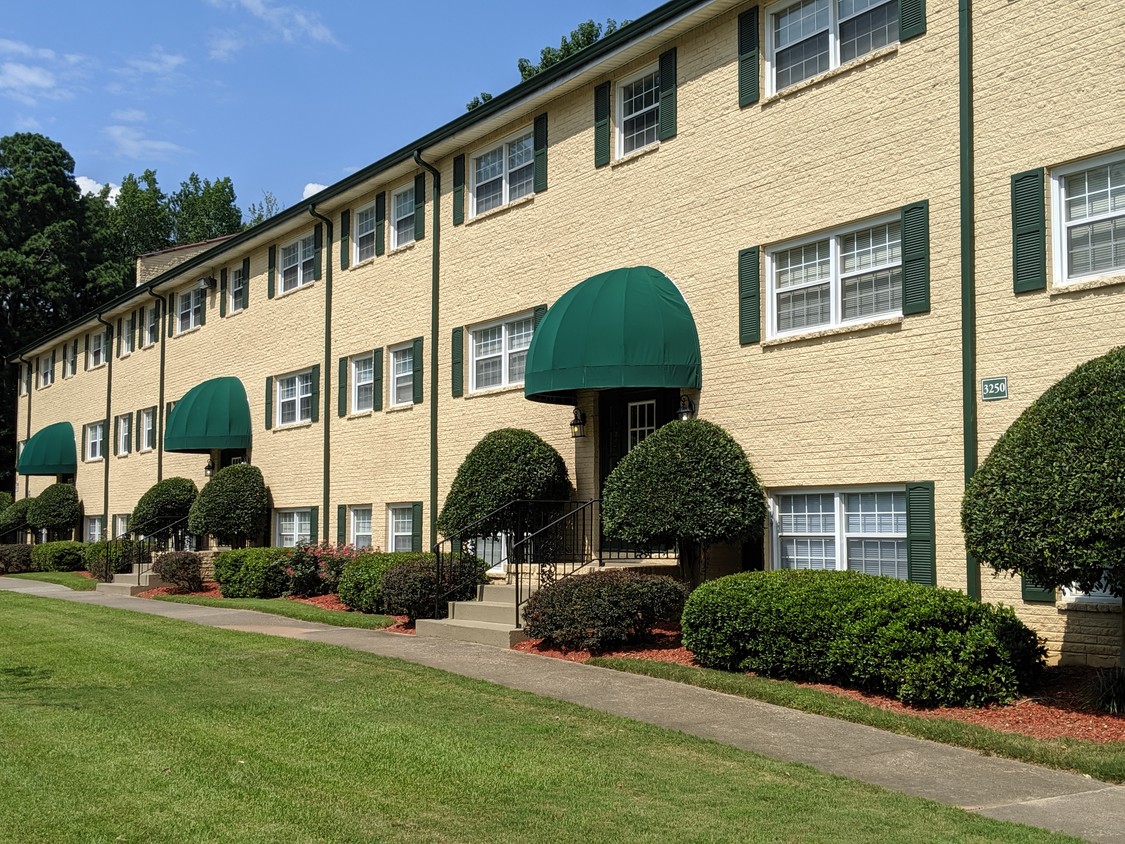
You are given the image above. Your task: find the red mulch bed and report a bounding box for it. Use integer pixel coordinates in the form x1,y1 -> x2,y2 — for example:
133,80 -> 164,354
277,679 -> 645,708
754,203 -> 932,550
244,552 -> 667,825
513,627 -> 1125,744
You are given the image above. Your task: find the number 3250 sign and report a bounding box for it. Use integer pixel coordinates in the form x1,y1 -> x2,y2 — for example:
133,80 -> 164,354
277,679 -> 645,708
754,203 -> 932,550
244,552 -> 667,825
981,377 -> 1008,402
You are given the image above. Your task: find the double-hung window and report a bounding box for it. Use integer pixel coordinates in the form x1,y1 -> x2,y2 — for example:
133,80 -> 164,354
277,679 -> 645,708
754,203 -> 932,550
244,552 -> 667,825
277,370 -> 314,426
89,331 -> 106,368
775,489 -> 907,579
140,408 -> 156,451
178,288 -> 205,333
391,187 -> 415,249
277,509 -> 312,547
85,515 -> 104,543
388,505 -> 414,552
19,364 -> 29,396
768,0 -> 900,93
65,340 -> 78,377
471,314 -> 533,391
351,506 -> 373,549
390,345 -> 414,406
355,203 -> 377,263
39,353 -> 54,387
351,354 -> 375,413
85,421 -> 104,461
121,312 -> 136,355
618,66 -> 660,156
472,130 -> 535,216
769,215 -> 901,336
115,413 -> 132,456
145,305 -> 160,346
230,266 -> 246,312
1053,152 -> 1125,284
281,234 -> 315,293
113,514 -> 129,539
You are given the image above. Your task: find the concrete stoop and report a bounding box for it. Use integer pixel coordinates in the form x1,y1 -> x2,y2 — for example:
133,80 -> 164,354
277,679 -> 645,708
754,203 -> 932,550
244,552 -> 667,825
415,583 -> 528,648
95,568 -> 170,597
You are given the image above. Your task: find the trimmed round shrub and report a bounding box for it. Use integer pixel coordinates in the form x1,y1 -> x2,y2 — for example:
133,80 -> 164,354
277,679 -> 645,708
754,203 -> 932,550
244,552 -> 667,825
0,497 -> 32,542
0,544 -> 33,575
153,551 -> 203,592
131,478 -> 198,539
522,570 -> 686,652
682,571 -> 1046,708
84,540 -> 148,582
436,429 -> 570,537
963,347 -> 1125,598
381,553 -> 489,622
337,553 -> 404,613
30,541 -> 86,572
214,547 -> 290,598
188,464 -> 269,546
26,483 -> 80,537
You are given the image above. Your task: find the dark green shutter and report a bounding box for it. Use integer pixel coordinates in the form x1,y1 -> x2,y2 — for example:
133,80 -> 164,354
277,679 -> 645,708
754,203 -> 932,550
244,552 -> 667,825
241,257 -> 251,309
337,504 -> 347,547
905,481 -> 936,586
375,192 -> 386,256
135,409 -> 143,448
338,356 -> 348,417
132,310 -> 140,350
594,82 -> 611,168
1011,169 -> 1047,293
267,245 -> 277,299
738,8 -> 760,107
413,174 -> 426,241
265,376 -> 274,430
900,0 -> 927,41
901,200 -> 930,315
309,506 -> 319,544
658,48 -> 677,141
372,348 -> 383,412
313,223 -> 323,281
738,246 -> 761,345
310,364 -> 321,423
168,298 -> 176,336
116,318 -> 122,356
410,502 -> 423,552
113,416 -> 120,456
198,291 -> 207,327
451,327 -> 464,398
340,209 -> 351,270
411,337 -> 423,405
533,304 -> 548,328
220,269 -> 228,318
452,155 -> 465,226
1021,576 -> 1056,603
534,113 -> 548,193
84,333 -> 89,370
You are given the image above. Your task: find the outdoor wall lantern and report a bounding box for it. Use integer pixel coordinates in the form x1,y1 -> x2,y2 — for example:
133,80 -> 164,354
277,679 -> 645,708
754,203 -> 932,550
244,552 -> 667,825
569,407 -> 587,439
676,395 -> 696,421
196,276 -> 218,291
204,459 -> 215,478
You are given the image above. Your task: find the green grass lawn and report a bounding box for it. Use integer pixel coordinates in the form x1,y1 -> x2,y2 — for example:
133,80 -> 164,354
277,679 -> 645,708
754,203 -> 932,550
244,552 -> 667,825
0,592 -> 1078,844
1,570 -> 97,591
590,658 -> 1125,785
154,594 -> 395,629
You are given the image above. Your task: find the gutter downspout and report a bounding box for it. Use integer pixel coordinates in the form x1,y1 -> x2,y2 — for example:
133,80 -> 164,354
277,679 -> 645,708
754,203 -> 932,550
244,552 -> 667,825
414,150 -> 441,548
16,354 -> 31,499
95,313 -> 115,541
959,0 -> 981,600
310,205 -> 333,544
148,290 -> 168,482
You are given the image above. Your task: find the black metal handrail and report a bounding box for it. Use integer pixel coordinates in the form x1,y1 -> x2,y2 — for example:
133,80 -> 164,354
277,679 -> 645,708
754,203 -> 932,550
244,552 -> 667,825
99,515 -> 195,582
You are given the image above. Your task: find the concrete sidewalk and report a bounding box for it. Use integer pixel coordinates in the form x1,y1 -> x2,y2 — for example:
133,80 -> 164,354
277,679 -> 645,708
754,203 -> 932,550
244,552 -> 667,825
3,577 -> 1123,843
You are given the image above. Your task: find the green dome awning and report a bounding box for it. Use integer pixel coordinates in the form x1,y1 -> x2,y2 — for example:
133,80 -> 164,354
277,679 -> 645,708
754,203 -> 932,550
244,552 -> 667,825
524,266 -> 702,404
18,421 -> 77,476
165,377 -> 252,453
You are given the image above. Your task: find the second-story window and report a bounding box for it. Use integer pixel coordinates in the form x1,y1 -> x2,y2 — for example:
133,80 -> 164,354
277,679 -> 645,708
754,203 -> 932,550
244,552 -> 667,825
618,66 -> 661,156
178,288 -> 206,333
472,131 -> 535,216
89,330 -> 106,368
281,234 -> 315,293
391,187 -> 415,249
145,305 -> 160,346
355,203 -> 377,263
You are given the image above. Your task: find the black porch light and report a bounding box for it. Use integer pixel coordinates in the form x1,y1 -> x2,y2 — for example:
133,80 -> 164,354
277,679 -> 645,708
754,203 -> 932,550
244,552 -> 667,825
676,394 -> 696,421
204,459 -> 215,478
569,407 -> 587,439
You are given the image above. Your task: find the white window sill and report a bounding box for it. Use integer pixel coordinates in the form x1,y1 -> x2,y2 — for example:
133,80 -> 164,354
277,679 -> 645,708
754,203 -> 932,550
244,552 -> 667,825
274,420 -> 314,431
1050,271 -> 1125,296
139,448 -> 154,455
762,315 -> 903,347
386,402 -> 416,414
119,351 -> 133,360
115,453 -> 130,460
1057,597 -> 1122,614
612,141 -> 660,169
466,383 -> 525,399
175,325 -> 202,338
347,409 -> 374,419
226,307 -> 245,318
85,457 -> 104,464
389,240 -> 416,256
467,193 -> 535,225
762,43 -> 899,106
277,281 -> 317,299
348,257 -> 376,272
88,362 -> 107,370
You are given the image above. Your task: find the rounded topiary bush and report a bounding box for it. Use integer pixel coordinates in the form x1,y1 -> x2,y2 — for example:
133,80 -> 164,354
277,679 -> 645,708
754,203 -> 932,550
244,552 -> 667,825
381,553 -> 488,622
522,570 -> 686,652
30,540 -> 86,572
963,347 -> 1125,598
131,478 -> 198,538
188,464 -> 269,547
213,547 -> 290,598
0,544 -> 33,574
153,551 -> 203,592
26,483 -> 80,537
436,429 -> 570,537
682,571 -> 1046,707
337,552 -> 403,613
0,497 -> 32,541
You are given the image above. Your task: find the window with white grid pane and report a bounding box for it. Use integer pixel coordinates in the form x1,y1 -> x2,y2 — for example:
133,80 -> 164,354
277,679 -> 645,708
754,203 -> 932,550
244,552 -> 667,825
391,186 -> 415,249
388,505 -> 413,552
618,66 -> 660,157
39,353 -> 53,387
145,305 -> 160,346
768,215 -> 901,337
281,234 -> 315,293
178,288 -> 205,333
470,314 -> 533,391
472,130 -> 535,217
277,509 -> 311,547
767,0 -> 899,93
229,266 -> 246,312
351,506 -> 372,549
351,354 -> 374,413
775,489 -> 907,579
277,370 -> 313,426
628,401 -> 657,451
141,408 -> 156,451
390,345 -> 414,406
1053,152 -> 1125,284
355,203 -> 377,263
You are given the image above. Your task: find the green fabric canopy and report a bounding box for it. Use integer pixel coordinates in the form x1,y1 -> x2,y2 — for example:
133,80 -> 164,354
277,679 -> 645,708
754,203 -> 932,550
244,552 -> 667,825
524,266 -> 702,404
17,421 -> 77,476
165,377 -> 252,453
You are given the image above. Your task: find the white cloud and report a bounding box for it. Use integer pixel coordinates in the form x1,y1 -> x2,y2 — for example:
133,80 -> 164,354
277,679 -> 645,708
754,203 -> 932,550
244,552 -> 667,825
104,125 -> 185,161
110,108 -> 146,122
0,40 -> 87,104
302,182 -> 327,199
125,47 -> 186,77
207,0 -> 339,49
76,176 -> 121,203
14,114 -> 42,131
207,30 -> 242,62
0,39 -> 58,62
0,61 -> 62,105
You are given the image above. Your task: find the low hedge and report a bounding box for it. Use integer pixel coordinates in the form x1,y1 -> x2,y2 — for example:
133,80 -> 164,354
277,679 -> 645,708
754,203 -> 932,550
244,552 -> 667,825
682,571 -> 1046,708
84,541 -> 148,582
286,543 -> 357,597
30,541 -> 87,573
522,570 -> 686,652
381,553 -> 488,622
154,551 -> 203,592
0,544 -> 33,575
213,547 -> 291,598
338,552 -> 416,613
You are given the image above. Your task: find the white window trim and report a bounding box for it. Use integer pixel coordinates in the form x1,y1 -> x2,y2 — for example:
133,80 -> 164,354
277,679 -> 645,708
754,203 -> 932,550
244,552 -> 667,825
19,364 -> 29,396
144,306 -> 160,347
177,288 -> 205,334
469,312 -> 535,392
1061,571 -> 1122,606
766,211 -> 902,340
89,331 -> 106,368
280,233 -> 316,294
770,486 -> 908,578
85,515 -> 104,543
351,353 -> 375,414
85,421 -> 104,462
469,128 -> 536,218
276,369 -> 314,427
229,266 -> 246,313
121,313 -> 136,356
116,413 -> 132,456
1051,150 -> 1125,287
276,508 -> 313,548
354,201 -> 378,264
387,504 -> 414,553
390,185 -> 416,250
140,408 -> 156,452
113,514 -> 130,539
39,353 -> 54,388
350,505 -> 373,549
389,343 -> 414,407
616,63 -> 661,159
64,340 -> 78,378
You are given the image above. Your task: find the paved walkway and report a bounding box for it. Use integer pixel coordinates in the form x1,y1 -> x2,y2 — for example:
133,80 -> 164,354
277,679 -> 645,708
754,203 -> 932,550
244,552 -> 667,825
3,577 -> 1124,843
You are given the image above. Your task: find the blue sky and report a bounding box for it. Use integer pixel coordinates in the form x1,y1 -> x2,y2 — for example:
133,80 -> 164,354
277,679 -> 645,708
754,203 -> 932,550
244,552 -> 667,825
0,0 -> 656,213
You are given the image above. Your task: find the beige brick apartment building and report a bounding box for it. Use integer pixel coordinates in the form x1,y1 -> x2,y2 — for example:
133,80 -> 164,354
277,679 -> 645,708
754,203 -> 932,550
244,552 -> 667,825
10,0 -> 1124,662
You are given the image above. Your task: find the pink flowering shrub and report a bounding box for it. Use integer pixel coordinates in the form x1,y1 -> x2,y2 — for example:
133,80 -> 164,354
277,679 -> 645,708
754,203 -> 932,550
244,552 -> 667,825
286,542 -> 361,597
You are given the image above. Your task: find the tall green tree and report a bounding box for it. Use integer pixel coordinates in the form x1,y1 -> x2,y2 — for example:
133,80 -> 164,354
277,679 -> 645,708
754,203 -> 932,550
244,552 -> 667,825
169,173 -> 242,244
111,169 -> 173,259
245,190 -> 283,228
517,19 -> 628,81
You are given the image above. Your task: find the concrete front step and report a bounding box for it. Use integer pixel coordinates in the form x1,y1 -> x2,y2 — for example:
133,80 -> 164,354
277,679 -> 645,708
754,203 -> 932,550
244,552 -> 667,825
95,568 -> 170,597
414,617 -> 528,648
449,600 -> 520,626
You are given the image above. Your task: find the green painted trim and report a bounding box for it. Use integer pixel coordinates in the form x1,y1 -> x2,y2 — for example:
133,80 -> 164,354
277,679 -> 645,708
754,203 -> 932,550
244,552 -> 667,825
414,152 -> 440,549
311,208 -> 333,545
97,317 -> 114,529
148,292 -> 167,481
959,0 -> 980,600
